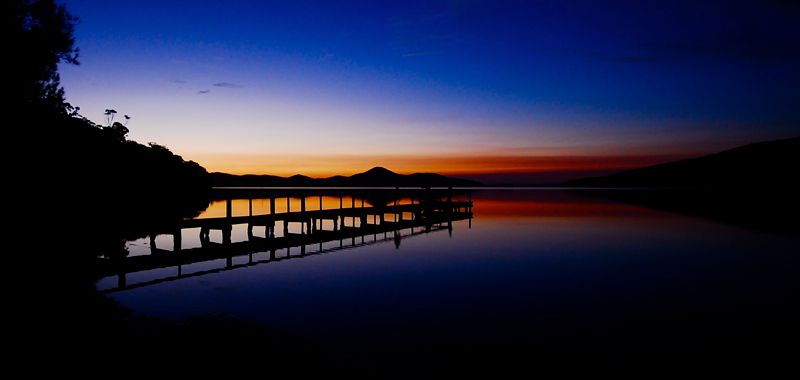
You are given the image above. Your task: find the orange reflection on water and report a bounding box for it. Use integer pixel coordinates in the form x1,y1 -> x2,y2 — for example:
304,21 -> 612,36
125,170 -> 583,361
194,192 -> 645,221
473,193 -> 651,219
195,196 -> 419,219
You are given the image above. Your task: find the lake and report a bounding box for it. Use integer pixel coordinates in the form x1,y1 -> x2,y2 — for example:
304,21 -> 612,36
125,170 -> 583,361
95,189 -> 799,375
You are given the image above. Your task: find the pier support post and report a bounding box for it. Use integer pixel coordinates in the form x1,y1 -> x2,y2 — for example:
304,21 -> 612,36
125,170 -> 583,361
199,227 -> 210,246
222,198 -> 233,245
339,195 -> 344,228
173,229 -> 182,252
223,225 -> 231,245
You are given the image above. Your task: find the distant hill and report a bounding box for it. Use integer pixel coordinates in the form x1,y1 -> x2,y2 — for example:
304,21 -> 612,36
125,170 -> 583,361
565,137 -> 800,189
211,166 -> 481,187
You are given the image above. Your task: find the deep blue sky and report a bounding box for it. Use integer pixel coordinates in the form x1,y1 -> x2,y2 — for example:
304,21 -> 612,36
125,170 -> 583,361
60,0 -> 800,176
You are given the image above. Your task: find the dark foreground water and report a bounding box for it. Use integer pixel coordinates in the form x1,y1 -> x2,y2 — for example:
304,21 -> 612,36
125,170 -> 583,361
96,190 -> 799,375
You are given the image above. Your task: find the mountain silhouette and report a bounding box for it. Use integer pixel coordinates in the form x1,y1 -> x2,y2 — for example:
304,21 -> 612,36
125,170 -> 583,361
350,166 -> 397,183
565,137 -> 800,235
212,167 -> 481,187
565,137 -> 800,189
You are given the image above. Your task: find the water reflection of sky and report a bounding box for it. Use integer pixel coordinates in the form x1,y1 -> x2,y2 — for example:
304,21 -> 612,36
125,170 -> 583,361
104,190 -> 800,357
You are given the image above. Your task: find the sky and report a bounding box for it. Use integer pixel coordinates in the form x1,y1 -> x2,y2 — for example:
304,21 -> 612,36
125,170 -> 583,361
59,0 -> 800,182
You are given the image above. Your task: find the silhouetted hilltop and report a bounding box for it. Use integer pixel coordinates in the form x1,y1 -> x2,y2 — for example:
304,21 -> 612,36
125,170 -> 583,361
565,137 -> 800,189
350,166 -> 398,184
211,167 -> 481,187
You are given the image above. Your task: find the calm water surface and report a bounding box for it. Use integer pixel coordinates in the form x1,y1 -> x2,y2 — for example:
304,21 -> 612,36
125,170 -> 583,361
98,190 -> 799,368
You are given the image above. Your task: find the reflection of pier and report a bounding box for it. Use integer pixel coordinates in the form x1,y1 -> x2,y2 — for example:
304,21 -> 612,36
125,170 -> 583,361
97,190 -> 472,293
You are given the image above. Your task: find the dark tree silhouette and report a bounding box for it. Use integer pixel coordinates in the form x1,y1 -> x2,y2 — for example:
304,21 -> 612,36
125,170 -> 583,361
102,109 -> 129,141
5,0 -> 79,115
104,109 -> 117,125
4,0 -> 213,241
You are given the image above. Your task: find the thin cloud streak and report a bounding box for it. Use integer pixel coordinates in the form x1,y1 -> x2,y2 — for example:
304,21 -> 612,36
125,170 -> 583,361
212,82 -> 243,88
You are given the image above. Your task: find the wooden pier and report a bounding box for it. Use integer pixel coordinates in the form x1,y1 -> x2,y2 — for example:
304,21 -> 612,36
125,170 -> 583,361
97,188 -> 473,292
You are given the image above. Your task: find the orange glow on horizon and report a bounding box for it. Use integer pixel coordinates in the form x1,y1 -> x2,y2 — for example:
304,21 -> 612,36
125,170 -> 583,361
192,153 -> 686,177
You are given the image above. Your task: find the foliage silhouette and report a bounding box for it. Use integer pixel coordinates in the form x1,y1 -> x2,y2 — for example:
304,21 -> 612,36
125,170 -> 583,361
9,2 -> 212,347
6,0 -> 78,115
5,0 -> 212,241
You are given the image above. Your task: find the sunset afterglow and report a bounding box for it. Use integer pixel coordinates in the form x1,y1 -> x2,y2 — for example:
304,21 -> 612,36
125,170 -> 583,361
59,1 -> 800,181
195,152 -> 686,179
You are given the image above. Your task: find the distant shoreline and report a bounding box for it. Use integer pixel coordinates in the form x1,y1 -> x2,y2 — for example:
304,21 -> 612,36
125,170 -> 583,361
213,186 -> 682,190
